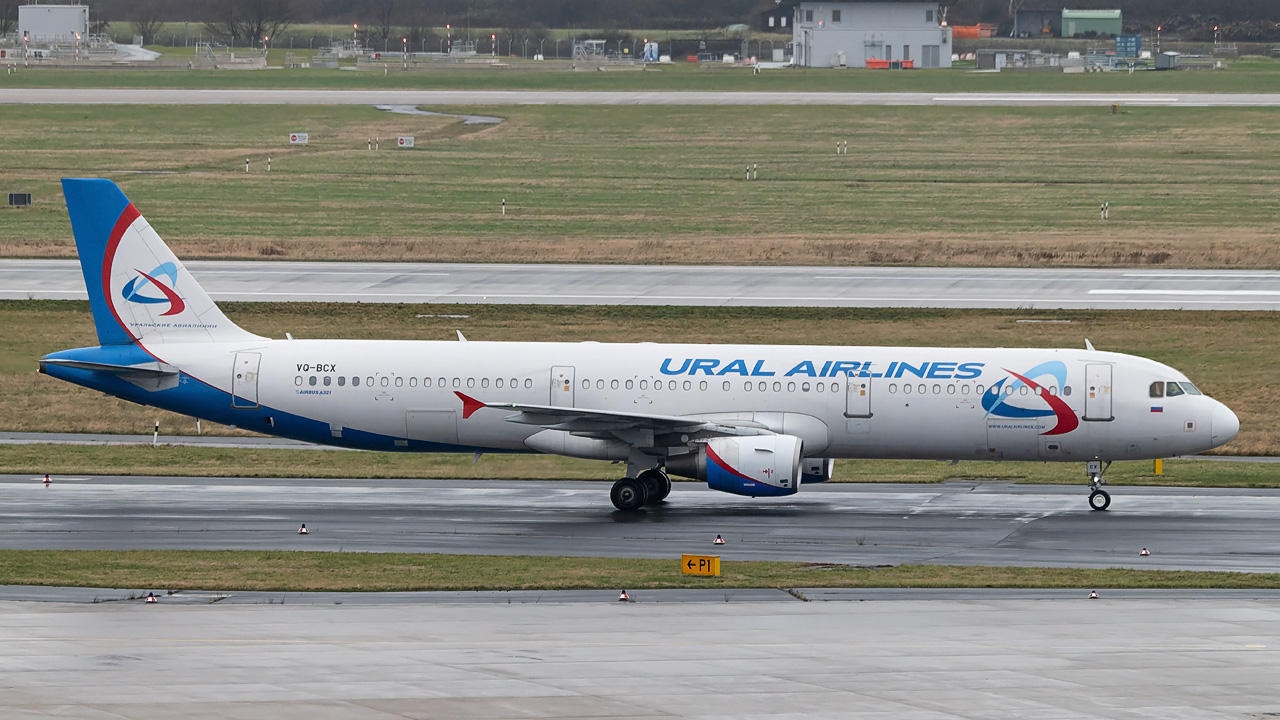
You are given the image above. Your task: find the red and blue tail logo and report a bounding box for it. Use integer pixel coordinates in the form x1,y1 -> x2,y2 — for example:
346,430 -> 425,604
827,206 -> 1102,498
121,262 -> 186,316
981,361 -> 1079,436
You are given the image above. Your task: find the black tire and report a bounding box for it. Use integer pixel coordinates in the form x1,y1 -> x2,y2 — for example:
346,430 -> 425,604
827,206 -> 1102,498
637,469 -> 671,504
1089,490 -> 1111,511
611,477 -> 648,511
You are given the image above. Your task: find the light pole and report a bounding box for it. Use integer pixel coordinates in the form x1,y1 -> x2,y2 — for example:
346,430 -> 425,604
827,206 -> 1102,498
446,24 -> 451,54
1156,25 -> 1161,54
262,35 -> 268,59
491,33 -> 496,57
402,36 -> 407,69
353,23 -> 358,51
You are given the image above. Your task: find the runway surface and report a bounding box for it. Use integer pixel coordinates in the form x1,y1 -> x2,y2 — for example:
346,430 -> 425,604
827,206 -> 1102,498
5,259 -> 1278,309
5,595 -> 1280,719
6,88 -> 1280,107
6,475 -> 1280,573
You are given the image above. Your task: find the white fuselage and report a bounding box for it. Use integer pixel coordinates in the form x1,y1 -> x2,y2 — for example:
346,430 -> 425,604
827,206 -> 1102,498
151,339 -> 1231,463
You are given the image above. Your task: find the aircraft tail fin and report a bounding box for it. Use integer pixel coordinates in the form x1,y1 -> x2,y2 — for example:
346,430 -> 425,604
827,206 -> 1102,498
61,179 -> 262,346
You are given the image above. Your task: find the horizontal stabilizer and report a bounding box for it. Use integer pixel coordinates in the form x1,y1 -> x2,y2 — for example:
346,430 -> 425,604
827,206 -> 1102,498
39,358 -> 180,391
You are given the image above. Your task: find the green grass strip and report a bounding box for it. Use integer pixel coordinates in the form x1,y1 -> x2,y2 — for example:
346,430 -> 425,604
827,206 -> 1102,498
3,550 -> 1279,592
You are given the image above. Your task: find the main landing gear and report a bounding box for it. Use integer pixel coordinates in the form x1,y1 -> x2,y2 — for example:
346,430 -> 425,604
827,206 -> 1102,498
1087,459 -> 1113,511
610,469 -> 671,511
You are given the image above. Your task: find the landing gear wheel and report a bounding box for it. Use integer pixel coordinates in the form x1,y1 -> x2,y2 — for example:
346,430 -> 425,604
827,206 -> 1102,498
637,469 -> 671,505
610,477 -> 648,511
1089,490 -> 1111,511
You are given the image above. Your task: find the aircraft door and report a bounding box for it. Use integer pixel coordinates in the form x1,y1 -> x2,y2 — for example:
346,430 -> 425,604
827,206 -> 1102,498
550,366 -> 575,407
1084,364 -> 1113,421
844,372 -> 871,418
231,352 -> 260,408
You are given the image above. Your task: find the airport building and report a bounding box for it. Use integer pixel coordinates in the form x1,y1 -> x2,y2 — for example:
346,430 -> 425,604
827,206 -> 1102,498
792,1 -> 952,69
17,2 -> 88,43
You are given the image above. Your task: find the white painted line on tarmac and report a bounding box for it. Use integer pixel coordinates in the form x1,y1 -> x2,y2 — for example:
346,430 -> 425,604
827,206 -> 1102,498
1123,272 -> 1280,278
1089,289 -> 1280,296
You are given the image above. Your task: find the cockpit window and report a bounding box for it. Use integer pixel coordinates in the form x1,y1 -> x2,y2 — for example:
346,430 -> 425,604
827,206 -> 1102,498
1149,382 -> 1164,398
1181,382 -> 1202,396
1165,382 -> 1185,397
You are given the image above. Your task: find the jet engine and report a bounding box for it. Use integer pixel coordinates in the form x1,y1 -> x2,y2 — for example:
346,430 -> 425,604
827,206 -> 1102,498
801,458 -> 835,484
666,435 -> 802,497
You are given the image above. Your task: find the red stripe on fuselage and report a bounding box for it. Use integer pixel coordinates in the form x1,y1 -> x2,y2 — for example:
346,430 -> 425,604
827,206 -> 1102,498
1003,368 -> 1080,436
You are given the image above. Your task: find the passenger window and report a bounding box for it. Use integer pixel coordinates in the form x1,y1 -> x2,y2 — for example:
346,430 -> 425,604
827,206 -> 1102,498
947,384 -> 955,394
932,384 -> 941,394
424,378 -> 432,388
961,384 -> 970,394
482,378 -> 489,388
903,384 -> 912,395
452,378 -> 460,388
976,384 -> 985,395
1063,386 -> 1071,396
1019,386 -> 1027,396
599,380 -> 606,389
802,382 -> 810,392
323,376 -> 332,386
889,383 -> 897,393
611,379 -> 619,390
698,381 -> 706,391
395,377 -> 403,387
1165,382 -> 1185,397
524,379 -> 532,389
918,384 -> 926,395
381,377 -> 389,387
774,382 -> 782,392
352,376 -> 360,387
759,381 -> 767,392
438,377 -> 446,388
294,376 -> 302,386
309,376 -> 317,386
581,379 -> 589,390
466,378 -> 474,388
366,376 -> 374,387
787,382 -> 796,392
722,381 -> 730,391
1150,382 -> 1164,398
745,382 -> 752,392
816,382 -> 825,393
640,380 -> 648,390
408,377 -> 416,387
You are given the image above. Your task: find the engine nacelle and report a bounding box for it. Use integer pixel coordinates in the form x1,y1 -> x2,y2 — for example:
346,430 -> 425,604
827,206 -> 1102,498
801,458 -> 835,484
667,435 -> 802,497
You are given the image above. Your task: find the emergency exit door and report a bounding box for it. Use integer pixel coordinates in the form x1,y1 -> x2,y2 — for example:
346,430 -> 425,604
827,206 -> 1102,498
231,352 -> 261,408
1084,363 -> 1113,421
844,372 -> 872,418
550,366 -> 575,407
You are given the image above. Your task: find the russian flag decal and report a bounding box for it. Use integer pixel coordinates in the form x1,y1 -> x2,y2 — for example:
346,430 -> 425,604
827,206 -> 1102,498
1150,406 -> 1163,413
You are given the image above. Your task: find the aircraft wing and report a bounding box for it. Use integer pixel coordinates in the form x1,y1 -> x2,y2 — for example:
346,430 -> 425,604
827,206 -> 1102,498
454,391 -> 764,437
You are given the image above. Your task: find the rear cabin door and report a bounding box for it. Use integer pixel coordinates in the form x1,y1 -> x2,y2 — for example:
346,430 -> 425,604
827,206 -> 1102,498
1084,364 -> 1114,421
550,366 -> 576,407
844,373 -> 872,418
231,352 -> 261,408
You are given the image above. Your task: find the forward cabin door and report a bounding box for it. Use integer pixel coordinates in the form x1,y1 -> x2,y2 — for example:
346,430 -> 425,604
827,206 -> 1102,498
844,372 -> 872,418
550,366 -> 576,408
1084,364 -> 1114,421
231,352 -> 260,408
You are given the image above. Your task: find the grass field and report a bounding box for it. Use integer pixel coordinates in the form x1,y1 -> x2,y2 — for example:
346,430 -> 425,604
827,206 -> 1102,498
3,301 -> 1275,457
3,103 -> 1280,267
5,550 -> 1280,591
5,55 -> 1280,92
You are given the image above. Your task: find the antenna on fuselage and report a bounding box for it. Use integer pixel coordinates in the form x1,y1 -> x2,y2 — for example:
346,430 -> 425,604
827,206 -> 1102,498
456,330 -> 467,342
1084,339 -> 1096,351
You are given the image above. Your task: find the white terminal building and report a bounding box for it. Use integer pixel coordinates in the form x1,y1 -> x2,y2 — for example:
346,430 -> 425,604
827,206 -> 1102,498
17,2 -> 89,43
793,1 -> 952,68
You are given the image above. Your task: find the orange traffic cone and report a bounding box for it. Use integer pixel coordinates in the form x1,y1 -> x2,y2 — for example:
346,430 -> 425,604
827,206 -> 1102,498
145,592 -> 157,603
298,524 -> 308,534
1088,590 -> 1099,599
1139,548 -> 1150,556
618,590 -> 630,602
43,474 -> 51,486
714,534 -> 724,545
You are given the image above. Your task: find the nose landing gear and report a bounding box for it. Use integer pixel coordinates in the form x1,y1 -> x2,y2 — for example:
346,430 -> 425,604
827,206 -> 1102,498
1087,459 -> 1112,511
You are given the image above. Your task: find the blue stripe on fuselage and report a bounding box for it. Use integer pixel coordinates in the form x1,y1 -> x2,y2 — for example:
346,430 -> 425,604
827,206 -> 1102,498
41,346 -> 502,454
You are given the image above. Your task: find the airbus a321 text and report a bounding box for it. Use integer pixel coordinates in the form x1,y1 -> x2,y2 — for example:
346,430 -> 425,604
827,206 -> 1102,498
41,180 -> 1239,511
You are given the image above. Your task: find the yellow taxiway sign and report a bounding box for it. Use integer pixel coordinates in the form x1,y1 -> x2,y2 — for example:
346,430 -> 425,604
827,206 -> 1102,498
681,554 -> 721,577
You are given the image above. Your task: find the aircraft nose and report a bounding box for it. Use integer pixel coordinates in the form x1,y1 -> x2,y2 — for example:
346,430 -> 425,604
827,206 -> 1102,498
1211,402 -> 1239,447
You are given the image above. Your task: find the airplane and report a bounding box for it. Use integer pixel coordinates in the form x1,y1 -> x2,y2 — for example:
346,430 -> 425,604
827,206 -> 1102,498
40,179 -> 1239,512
